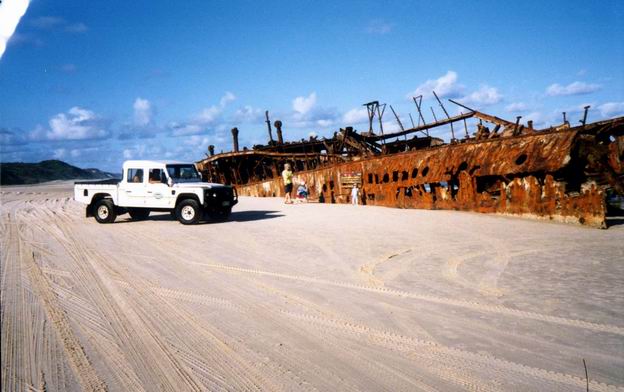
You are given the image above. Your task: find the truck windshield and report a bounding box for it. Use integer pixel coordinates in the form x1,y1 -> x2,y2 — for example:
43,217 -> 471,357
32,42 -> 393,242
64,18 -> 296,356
166,165 -> 201,183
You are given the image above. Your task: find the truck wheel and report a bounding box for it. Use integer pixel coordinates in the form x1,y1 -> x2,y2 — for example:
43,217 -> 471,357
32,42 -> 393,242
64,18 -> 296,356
93,199 -> 116,224
176,199 -> 200,225
128,208 -> 150,220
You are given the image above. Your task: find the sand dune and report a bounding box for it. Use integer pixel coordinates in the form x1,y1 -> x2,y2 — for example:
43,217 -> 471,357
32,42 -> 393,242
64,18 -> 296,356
1,182 -> 623,391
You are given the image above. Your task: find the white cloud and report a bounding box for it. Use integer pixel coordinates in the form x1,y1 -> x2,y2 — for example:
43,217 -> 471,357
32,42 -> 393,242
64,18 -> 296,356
169,122 -> 203,137
220,91 -> 236,106
0,0 -> 30,59
133,97 -> 152,127
293,92 -> 317,114
517,111 -> 565,129
121,144 -> 163,160
343,107 -> 369,124
597,102 -> 624,118
53,148 -> 66,159
29,16 -> 87,33
523,111 -> 546,124
0,128 -> 27,145
317,119 -> 333,127
460,85 -> 503,107
65,22 -> 88,33
184,136 -> 212,154
545,81 -> 601,96
234,105 -> 263,123
39,107 -> 110,140
196,106 -> 221,123
406,71 -> 464,99
367,20 -> 394,35
505,102 -> 528,112
7,31 -> 43,47
290,105 -> 339,130
52,147 -> 82,159
118,98 -> 161,139
287,93 -> 339,132
30,16 -> 64,29
171,92 -> 237,136
557,102 -> 595,116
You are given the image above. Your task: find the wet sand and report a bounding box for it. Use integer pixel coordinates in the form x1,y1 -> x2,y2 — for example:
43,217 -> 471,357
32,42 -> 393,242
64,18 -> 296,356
1,181 -> 623,391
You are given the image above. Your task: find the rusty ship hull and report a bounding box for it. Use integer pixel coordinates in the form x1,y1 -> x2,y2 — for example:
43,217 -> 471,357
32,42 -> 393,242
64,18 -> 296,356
197,106 -> 624,228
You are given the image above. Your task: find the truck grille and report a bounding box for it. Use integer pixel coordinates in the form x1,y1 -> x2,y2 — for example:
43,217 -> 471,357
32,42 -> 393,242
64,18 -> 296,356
204,187 -> 235,205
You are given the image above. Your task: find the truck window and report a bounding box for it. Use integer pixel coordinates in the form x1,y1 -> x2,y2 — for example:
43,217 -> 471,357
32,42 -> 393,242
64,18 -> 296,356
128,168 -> 143,183
149,169 -> 165,183
166,164 -> 201,182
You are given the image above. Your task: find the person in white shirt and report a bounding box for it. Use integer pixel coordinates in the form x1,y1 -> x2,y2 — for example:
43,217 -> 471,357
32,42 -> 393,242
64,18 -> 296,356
351,184 -> 360,205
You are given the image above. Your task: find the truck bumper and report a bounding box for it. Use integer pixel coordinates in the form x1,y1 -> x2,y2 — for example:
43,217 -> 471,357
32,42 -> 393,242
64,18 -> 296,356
203,187 -> 238,212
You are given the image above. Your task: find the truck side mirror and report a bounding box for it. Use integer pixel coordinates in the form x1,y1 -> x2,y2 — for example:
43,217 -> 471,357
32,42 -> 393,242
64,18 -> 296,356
167,178 -> 173,187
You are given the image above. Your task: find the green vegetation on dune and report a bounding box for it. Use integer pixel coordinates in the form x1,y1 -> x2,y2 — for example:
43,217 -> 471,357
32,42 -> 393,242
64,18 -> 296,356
0,160 -> 117,185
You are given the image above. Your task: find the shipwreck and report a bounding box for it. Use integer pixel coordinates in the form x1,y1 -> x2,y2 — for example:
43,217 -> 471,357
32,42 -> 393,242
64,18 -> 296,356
196,95 -> 624,228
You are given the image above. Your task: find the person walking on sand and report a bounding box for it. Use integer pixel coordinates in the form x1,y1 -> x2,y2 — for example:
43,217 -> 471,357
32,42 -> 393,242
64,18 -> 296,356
282,163 -> 294,204
351,184 -> 360,205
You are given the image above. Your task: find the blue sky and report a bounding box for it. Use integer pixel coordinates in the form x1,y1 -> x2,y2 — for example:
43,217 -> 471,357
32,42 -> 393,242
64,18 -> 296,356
1,0 -> 623,172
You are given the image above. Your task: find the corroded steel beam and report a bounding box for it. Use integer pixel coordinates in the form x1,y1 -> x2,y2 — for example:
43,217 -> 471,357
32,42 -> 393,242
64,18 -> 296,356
362,111 -> 475,142
448,99 -> 515,127
199,150 -> 347,164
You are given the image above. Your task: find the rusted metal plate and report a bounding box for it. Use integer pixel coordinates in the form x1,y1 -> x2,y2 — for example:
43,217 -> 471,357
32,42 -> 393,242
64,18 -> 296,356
199,111 -> 624,229
235,128 -> 610,228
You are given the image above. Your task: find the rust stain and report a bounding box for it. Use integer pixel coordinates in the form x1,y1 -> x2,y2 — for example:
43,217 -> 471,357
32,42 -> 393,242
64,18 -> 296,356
197,105 -> 624,229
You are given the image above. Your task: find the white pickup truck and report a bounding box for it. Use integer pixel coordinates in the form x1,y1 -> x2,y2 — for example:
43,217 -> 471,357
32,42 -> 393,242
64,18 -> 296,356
74,160 -> 237,224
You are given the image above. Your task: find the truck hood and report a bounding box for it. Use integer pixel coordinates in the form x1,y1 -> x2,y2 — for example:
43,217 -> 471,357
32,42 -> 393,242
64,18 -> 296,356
172,182 -> 229,189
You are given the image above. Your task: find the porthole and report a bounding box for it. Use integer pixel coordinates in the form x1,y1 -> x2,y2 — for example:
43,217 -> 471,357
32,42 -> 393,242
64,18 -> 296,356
515,154 -> 528,165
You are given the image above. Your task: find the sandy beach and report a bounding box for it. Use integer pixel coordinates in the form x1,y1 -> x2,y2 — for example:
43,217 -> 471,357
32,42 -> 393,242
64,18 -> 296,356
1,181 -> 623,391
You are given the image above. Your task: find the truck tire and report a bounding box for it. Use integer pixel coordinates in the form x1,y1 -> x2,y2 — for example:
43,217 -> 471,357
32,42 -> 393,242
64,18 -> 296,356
129,208 -> 150,220
176,199 -> 201,225
93,199 -> 117,224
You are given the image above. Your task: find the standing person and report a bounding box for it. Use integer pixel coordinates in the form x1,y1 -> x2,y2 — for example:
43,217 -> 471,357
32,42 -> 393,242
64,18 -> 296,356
282,163 -> 294,204
351,184 -> 360,205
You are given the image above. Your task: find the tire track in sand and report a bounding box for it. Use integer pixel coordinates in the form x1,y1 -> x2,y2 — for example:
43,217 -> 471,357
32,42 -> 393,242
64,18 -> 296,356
117,276 -> 620,391
22,203 -> 207,391
279,311 -> 622,392
43,206 -> 279,391
187,261 -> 624,336
5,213 -> 107,391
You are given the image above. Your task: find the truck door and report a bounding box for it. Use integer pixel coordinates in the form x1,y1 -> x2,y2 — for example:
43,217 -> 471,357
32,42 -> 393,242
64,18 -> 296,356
144,168 -> 173,208
118,167 -> 147,207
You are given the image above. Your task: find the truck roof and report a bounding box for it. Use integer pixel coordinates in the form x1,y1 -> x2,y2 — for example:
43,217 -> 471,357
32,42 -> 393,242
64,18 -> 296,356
122,160 -> 192,167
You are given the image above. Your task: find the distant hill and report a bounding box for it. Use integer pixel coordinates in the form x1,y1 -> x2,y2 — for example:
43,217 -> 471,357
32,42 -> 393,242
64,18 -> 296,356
0,160 -> 118,185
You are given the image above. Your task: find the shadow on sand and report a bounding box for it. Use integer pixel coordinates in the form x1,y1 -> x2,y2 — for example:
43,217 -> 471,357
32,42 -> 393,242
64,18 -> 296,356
228,210 -> 284,222
113,210 -> 283,224
606,216 -> 624,228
